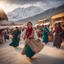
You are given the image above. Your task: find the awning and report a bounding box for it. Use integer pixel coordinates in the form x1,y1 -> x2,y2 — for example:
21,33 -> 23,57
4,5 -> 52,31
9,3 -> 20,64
43,22 -> 50,25
33,24 -> 39,27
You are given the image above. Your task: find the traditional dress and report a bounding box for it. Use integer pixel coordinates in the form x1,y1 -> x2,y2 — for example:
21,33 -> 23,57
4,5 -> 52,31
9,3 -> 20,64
0,33 -> 4,44
42,27 -> 49,44
9,29 -> 21,47
21,27 -> 44,58
37,29 -> 43,37
4,30 -> 9,41
0,29 -> 4,44
53,26 -> 62,48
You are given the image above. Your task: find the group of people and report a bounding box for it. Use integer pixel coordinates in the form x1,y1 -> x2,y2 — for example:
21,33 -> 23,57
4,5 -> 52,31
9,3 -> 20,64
0,22 -> 64,59
36,25 -> 49,44
9,22 -> 44,58
36,22 -> 64,48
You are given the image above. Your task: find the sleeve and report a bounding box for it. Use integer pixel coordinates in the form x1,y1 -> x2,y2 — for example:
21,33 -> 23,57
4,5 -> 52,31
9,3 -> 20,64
33,29 -> 39,40
21,29 -> 26,38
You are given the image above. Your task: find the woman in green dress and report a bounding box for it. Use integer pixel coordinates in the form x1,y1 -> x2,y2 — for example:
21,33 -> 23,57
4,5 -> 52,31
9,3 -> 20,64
9,27 -> 21,47
42,25 -> 49,44
21,22 -> 44,58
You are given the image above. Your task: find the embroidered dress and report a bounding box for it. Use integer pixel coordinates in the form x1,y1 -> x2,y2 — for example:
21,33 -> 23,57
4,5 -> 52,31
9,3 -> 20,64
21,28 -> 44,58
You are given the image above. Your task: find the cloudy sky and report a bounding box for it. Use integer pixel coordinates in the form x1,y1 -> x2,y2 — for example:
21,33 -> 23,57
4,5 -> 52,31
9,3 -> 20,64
0,0 -> 64,13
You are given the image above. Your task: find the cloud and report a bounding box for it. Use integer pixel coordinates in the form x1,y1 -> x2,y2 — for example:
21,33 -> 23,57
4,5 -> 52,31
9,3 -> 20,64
0,0 -> 64,12
0,0 -> 64,5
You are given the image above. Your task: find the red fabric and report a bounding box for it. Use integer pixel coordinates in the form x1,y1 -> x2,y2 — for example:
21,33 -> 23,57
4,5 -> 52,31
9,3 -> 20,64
26,27 -> 33,38
55,26 -> 61,33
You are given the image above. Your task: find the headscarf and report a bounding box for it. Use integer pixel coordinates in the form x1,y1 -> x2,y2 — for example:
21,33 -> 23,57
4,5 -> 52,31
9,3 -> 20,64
26,27 -> 33,38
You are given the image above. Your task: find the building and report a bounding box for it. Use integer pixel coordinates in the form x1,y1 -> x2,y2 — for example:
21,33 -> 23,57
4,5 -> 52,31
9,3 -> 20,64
51,12 -> 64,25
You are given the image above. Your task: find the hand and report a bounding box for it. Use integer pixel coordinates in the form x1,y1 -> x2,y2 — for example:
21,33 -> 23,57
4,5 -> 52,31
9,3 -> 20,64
24,37 -> 26,40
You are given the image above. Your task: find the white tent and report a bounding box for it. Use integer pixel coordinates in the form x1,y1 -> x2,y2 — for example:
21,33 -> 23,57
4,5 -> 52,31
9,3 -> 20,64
33,24 -> 39,27
0,26 -> 8,29
43,22 -> 50,25
40,23 -> 44,26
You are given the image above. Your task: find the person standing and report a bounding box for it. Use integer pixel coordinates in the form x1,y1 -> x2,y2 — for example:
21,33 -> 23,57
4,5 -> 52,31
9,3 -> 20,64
0,29 -> 4,44
9,27 -> 21,47
53,23 -> 62,48
21,22 -> 44,58
4,28 -> 10,41
42,25 -> 49,44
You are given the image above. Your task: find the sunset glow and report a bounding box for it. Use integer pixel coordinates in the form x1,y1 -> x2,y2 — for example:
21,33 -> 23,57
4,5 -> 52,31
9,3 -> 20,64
0,1 -> 19,13
0,0 -> 64,13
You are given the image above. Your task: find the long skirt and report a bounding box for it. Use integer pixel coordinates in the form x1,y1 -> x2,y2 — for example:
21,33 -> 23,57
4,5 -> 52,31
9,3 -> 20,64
42,34 -> 48,44
22,39 -> 44,58
10,38 -> 20,47
25,45 -> 35,58
53,33 -> 62,47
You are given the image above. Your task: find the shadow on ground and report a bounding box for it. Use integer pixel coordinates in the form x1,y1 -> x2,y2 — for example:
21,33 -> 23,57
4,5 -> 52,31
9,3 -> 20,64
31,53 -> 64,64
15,47 -> 22,53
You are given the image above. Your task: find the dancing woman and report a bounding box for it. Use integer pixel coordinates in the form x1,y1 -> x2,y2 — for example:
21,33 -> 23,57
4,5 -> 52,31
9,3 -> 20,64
21,22 -> 44,58
53,23 -> 62,48
9,27 -> 21,47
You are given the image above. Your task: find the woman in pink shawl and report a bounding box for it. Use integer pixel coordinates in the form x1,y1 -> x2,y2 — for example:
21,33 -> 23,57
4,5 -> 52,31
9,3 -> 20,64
53,23 -> 62,48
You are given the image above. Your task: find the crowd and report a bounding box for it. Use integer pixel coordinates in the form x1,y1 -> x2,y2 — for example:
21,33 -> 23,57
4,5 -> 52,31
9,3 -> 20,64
0,22 -> 64,59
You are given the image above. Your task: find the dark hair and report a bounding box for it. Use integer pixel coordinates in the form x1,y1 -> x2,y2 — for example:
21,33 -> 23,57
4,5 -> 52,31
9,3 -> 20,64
16,27 -> 19,30
27,22 -> 32,26
58,22 -> 61,27
42,25 -> 44,27
54,23 -> 57,27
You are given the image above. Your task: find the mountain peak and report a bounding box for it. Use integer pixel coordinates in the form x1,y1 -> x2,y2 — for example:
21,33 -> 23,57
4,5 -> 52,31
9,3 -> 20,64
7,6 -> 42,21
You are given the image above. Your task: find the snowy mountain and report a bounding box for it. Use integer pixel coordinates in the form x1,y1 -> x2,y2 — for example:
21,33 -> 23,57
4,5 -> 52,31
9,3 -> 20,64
16,4 -> 64,24
7,6 -> 43,21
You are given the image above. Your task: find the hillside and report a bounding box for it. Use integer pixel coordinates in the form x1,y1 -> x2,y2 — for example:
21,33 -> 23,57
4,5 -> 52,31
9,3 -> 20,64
7,6 -> 42,21
17,4 -> 64,24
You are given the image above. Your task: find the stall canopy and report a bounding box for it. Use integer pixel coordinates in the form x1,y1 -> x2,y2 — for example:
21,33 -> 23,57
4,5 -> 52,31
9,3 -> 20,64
51,12 -> 64,20
43,22 -> 50,25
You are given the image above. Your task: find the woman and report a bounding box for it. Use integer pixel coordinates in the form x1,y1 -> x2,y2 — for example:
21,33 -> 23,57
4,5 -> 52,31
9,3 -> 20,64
9,27 -> 21,47
21,22 -> 44,58
42,25 -> 49,44
4,29 -> 10,41
61,22 -> 64,40
53,23 -> 62,48
0,29 -> 4,44
36,25 -> 42,38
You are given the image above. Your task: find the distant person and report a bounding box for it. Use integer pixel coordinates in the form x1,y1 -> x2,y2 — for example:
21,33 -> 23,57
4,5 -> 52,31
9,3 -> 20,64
53,23 -> 62,48
42,25 -> 49,44
4,28 -> 10,41
36,25 -> 42,37
9,27 -> 21,47
21,22 -> 44,58
0,29 -> 4,44
61,22 -> 64,40
36,25 -> 40,37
